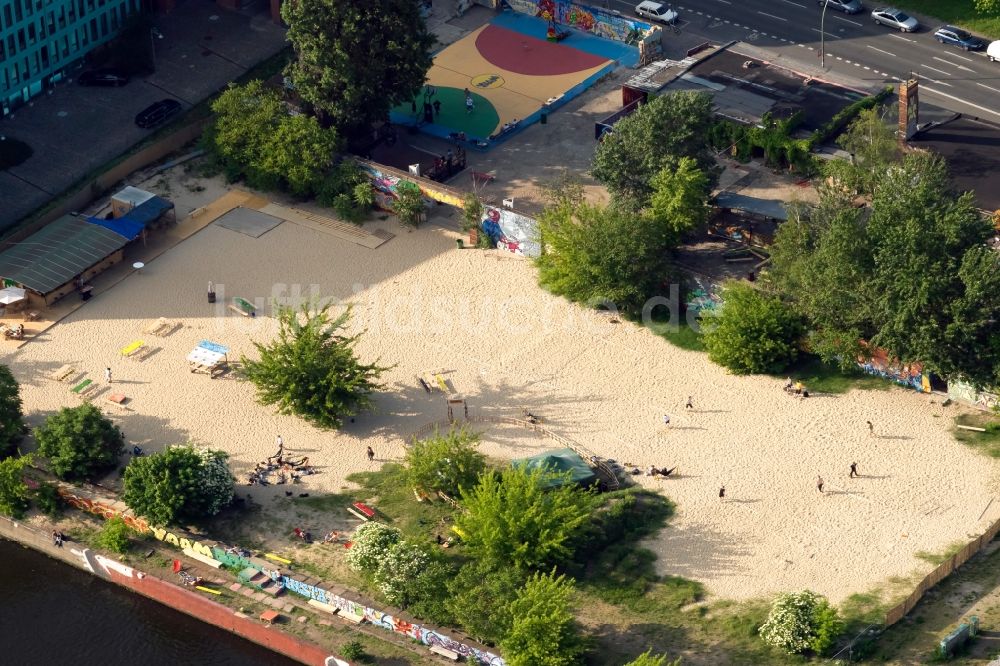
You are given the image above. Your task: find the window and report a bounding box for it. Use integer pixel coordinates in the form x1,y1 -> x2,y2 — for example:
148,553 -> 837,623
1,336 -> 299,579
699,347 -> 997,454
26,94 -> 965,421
3,5 -> 12,29
17,28 -> 25,51
88,16 -> 95,41
98,11 -> 105,35
27,22 -> 35,44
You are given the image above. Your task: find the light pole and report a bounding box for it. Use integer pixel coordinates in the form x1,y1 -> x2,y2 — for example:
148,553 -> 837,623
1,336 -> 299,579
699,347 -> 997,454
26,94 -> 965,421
820,0 -> 829,68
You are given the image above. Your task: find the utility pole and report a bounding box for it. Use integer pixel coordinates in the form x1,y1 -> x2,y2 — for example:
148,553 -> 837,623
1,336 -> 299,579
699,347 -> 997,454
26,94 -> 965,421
820,0 -> 829,68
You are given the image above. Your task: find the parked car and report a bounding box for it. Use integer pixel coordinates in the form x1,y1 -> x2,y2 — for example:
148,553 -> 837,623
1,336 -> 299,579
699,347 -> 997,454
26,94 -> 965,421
77,68 -> 129,87
871,7 -> 919,32
819,0 -> 863,14
635,1 -> 678,25
989,40 -> 1000,62
134,99 -> 182,129
934,25 -> 985,51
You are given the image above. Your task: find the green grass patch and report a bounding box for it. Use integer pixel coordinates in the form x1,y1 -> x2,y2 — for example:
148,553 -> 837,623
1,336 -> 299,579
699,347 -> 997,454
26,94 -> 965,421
0,136 -> 32,170
649,315 -> 706,352
954,413 -> 1000,457
782,356 -> 893,395
915,541 -> 966,566
891,1 -> 1000,40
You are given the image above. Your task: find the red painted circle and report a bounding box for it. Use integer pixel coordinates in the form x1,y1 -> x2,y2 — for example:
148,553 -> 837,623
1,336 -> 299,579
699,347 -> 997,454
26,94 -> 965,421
474,25 -> 607,76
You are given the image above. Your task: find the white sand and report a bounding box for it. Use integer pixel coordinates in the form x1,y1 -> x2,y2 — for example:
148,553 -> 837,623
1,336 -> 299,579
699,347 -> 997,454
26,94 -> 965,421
5,178 -> 997,604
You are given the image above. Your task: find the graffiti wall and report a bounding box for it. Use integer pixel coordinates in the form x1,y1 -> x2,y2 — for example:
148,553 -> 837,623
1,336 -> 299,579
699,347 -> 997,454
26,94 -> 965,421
948,379 -> 999,411
685,275 -> 721,315
481,205 -> 540,257
506,0 -> 653,44
358,160 -> 464,210
857,345 -> 930,393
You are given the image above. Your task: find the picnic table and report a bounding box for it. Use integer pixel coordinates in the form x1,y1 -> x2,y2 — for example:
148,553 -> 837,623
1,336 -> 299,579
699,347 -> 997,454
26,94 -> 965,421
187,340 -> 230,377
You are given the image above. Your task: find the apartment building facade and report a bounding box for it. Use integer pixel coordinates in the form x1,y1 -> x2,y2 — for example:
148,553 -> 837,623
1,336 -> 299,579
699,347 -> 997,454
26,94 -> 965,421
1,0 -> 141,114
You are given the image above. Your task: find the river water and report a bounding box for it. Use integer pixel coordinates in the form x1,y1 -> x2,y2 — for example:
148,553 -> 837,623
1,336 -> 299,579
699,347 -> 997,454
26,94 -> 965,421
0,538 -> 298,665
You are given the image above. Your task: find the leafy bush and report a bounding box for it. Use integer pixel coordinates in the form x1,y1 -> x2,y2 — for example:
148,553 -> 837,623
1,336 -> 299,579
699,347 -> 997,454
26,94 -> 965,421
392,181 -> 425,227
372,540 -> 429,606
34,482 -> 64,518
402,559 -> 455,625
501,569 -> 584,666
95,516 -> 133,554
122,445 -> 234,525
624,650 -> 681,666
447,560 -> 524,645
759,590 -> 844,655
345,521 -> 401,572
241,302 -> 388,429
0,454 -> 32,518
405,426 -> 485,497
35,404 -> 124,480
701,282 -> 805,375
0,364 -> 26,458
340,640 -> 366,661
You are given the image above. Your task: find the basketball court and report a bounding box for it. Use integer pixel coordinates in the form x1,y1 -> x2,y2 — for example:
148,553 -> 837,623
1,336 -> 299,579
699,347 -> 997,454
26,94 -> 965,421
393,13 -> 637,146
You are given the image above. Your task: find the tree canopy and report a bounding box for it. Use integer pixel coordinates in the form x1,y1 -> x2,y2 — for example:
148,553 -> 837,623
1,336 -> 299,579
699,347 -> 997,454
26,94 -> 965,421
592,91 -> 716,209
447,560 -> 523,645
455,465 -> 597,571
0,365 -> 25,458
500,570 -> 584,666
647,156 -> 712,244
701,282 -> 805,375
241,302 -> 388,429
35,404 -> 124,480
536,201 -> 676,318
122,445 -> 234,525
0,453 -> 31,518
405,426 -> 485,497
282,0 -> 435,141
624,650 -> 681,666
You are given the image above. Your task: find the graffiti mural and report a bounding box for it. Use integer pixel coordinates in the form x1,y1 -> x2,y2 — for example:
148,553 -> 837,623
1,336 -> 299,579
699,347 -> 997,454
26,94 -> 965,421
507,0 -> 653,44
948,379 -> 1000,411
481,206 -> 540,257
685,276 -> 721,315
359,161 -> 464,210
857,345 -> 929,392
57,487 -> 150,534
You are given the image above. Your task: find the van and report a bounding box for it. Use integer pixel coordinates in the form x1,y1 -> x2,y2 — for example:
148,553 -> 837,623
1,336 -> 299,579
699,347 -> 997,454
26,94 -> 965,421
988,40 -> 1000,62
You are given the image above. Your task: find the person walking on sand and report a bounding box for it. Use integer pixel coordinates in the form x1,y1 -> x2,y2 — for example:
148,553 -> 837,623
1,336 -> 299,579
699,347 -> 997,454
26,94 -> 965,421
817,475 -> 824,493
849,462 -> 859,478
866,420 -> 874,437
104,367 -> 112,384
275,434 -> 284,457
663,414 -> 671,427
366,446 -> 375,462
685,396 -> 694,410
719,486 -> 725,501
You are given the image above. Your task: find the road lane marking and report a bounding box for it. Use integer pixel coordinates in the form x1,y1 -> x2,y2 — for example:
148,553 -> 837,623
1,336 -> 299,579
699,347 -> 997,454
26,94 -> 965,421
933,57 -> 974,72
758,11 -> 788,21
920,64 -> 951,75
811,27 -> 840,39
888,34 -> 916,43
946,52 -> 976,62
924,77 -> 952,87
712,0 -> 732,3
867,45 -> 897,57
832,15 -> 863,27
976,82 -> 1000,94
780,0 -> 806,7
923,86 -> 1000,119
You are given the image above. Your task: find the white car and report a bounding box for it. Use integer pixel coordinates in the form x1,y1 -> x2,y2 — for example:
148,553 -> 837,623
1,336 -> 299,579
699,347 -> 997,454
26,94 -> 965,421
635,1 -> 678,25
871,7 -> 919,32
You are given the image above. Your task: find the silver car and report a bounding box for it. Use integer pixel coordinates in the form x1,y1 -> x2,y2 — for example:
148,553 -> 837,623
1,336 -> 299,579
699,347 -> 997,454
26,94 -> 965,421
635,1 -> 678,25
819,0 -> 863,14
871,7 -> 919,32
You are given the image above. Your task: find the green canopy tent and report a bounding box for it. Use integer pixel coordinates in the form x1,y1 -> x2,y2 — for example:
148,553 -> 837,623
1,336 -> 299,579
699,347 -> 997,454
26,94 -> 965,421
512,448 -> 598,489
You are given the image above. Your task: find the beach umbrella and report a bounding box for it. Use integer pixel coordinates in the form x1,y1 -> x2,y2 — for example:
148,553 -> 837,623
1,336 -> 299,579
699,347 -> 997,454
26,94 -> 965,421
0,287 -> 25,305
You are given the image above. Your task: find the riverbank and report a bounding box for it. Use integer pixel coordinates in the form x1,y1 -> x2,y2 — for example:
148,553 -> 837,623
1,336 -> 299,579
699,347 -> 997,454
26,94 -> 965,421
0,515 -> 346,666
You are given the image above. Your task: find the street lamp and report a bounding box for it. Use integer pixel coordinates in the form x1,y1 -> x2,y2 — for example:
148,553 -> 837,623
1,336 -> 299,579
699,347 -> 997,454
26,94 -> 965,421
820,0 -> 829,68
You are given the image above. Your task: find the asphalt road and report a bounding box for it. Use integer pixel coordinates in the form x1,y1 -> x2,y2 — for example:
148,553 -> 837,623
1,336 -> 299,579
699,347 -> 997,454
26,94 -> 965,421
607,0 -> 1000,122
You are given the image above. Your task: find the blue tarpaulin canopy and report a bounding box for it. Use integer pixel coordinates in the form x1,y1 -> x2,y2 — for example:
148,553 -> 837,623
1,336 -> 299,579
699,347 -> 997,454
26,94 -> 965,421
86,196 -> 174,241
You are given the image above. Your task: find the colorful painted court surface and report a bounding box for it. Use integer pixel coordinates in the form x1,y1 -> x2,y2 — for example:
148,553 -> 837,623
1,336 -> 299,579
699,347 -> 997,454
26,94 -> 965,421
392,14 -> 637,146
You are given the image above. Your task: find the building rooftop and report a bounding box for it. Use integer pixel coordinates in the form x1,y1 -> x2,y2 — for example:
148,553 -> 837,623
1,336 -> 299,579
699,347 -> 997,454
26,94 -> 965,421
910,113 -> 1000,213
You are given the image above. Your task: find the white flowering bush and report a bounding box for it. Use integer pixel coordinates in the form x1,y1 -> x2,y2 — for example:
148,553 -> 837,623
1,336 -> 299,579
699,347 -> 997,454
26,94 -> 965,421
759,590 -> 843,655
345,521 -> 401,572
373,540 -> 429,606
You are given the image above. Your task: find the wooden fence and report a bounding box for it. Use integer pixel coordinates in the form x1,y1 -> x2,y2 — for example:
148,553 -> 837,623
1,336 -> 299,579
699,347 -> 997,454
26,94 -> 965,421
405,415 -> 620,490
883,513 -> 1000,626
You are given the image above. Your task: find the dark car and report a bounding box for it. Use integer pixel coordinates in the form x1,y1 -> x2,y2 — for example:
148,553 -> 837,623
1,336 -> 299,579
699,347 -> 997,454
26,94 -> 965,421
934,25 -> 985,51
77,68 -> 130,87
134,98 -> 182,129
818,0 -> 863,14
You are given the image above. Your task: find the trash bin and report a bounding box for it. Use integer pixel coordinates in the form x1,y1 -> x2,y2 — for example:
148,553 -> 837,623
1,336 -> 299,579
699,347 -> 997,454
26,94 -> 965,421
540,112 -> 547,124
456,239 -> 464,249
208,291 -> 216,303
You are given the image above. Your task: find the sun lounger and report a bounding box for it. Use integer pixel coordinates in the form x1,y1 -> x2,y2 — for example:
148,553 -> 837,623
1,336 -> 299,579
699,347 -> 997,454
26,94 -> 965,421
347,501 -> 376,522
143,318 -> 174,336
120,340 -> 146,358
435,374 -> 448,392
50,365 -> 75,382
229,297 -> 256,317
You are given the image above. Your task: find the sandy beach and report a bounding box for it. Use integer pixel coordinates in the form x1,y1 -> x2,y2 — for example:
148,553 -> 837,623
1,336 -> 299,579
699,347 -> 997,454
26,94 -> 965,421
3,174 -> 997,605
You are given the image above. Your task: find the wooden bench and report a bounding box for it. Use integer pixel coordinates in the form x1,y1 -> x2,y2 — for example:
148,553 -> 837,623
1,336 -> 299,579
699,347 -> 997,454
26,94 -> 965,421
120,340 -> 146,358
229,297 -> 256,317
144,317 -> 174,336
70,378 -> 93,395
50,364 -> 76,382
429,645 -> 460,661
339,610 -> 365,624
347,501 -> 376,521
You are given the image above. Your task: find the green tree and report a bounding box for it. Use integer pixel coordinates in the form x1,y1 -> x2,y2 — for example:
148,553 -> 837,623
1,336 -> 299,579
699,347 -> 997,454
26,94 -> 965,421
701,282 -> 805,375
241,302 -> 388,429
447,560 -> 523,645
461,193 -> 484,232
34,482 -> 64,518
592,91 -> 716,209
647,156 -> 711,243
500,570 -> 584,666
536,202 -> 675,317
0,454 -> 32,518
403,559 -> 455,625
282,0 -> 434,140
834,104 -> 899,195
393,181 -> 426,227
405,426 -> 485,497
95,516 -> 133,554
455,466 -> 597,571
624,650 -> 681,666
975,0 -> 1000,15
0,365 -> 26,458
35,404 -> 124,480
259,113 -> 341,197
759,590 -> 843,655
122,446 -> 234,525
